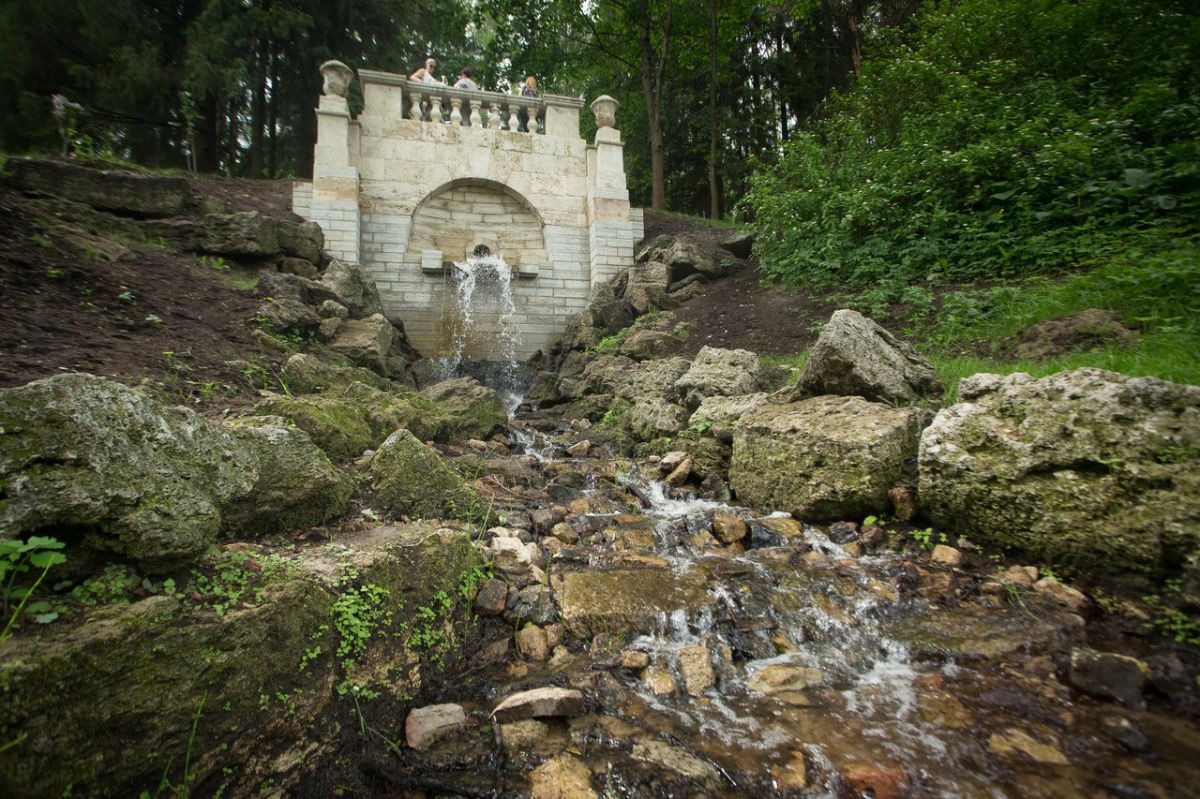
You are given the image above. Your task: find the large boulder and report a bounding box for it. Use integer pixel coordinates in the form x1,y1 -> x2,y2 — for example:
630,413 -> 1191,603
5,157 -> 193,218
321,260 -> 385,319
674,346 -> 764,409
689,393 -> 769,442
254,297 -> 320,336
256,271 -> 342,308
580,356 -> 691,403
419,378 -> 508,441
280,353 -> 398,395
797,310 -> 938,405
919,369 -> 1200,579
622,398 -> 690,441
253,393 -> 375,461
730,395 -> 924,520
273,219 -> 324,263
635,235 -> 727,281
623,261 -> 672,315
142,212 -> 280,258
327,314 -> 396,371
218,416 -> 353,536
0,524 -> 476,798
0,375 -> 255,568
363,429 -> 477,519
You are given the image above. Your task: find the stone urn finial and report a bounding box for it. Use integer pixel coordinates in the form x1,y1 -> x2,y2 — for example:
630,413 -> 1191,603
320,60 -> 354,98
590,95 -> 619,129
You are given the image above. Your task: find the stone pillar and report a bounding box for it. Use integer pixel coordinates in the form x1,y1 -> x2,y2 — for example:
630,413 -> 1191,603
586,95 -> 640,287
311,60 -> 361,265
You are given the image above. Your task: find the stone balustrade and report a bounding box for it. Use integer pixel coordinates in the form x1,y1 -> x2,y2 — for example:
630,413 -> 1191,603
357,69 -> 585,138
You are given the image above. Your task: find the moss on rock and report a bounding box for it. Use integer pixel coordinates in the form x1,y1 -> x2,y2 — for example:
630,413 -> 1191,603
362,429 -> 478,520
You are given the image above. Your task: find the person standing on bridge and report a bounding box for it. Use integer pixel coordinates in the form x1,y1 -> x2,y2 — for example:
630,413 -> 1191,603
453,69 -> 480,126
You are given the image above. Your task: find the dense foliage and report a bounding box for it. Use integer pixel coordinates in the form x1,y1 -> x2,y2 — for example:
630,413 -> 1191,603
744,0 -> 1200,287
0,0 -> 912,211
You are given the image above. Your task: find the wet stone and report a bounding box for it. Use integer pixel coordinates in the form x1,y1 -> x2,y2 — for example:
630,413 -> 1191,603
500,719 -> 567,756
529,753 -> 598,799
492,687 -> 585,722
828,520 -> 858,543
620,650 -> 651,670
1034,576 -> 1089,612
665,456 -> 692,487
843,766 -> 910,799
643,666 -> 677,696
988,728 -> 1069,765
998,565 -> 1039,587
506,584 -> 558,626
405,703 -> 467,750
750,517 -> 805,547
1102,715 -> 1152,753
516,625 -> 551,661
1069,648 -> 1148,710
474,578 -> 509,616
771,751 -> 809,791
930,544 -> 963,567
888,484 -> 920,521
550,521 -> 579,544
566,440 -> 591,458
711,511 -> 748,544
631,739 -> 719,785
747,664 -> 824,694
678,646 -> 716,696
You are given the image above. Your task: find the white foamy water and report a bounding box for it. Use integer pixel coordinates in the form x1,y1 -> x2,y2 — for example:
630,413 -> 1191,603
444,255 -> 525,415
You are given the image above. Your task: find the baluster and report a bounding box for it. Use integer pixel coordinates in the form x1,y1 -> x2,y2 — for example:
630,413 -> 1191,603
507,103 -> 520,131
489,102 -> 503,130
449,97 -> 462,126
535,111 -> 544,134
470,100 -> 484,128
430,94 -> 443,123
409,92 -> 423,121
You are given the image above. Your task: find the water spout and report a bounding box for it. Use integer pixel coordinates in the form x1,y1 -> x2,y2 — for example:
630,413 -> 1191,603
440,254 -> 526,414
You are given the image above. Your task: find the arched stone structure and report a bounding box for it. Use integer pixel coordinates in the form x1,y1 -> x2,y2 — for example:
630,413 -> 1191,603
293,63 -> 643,360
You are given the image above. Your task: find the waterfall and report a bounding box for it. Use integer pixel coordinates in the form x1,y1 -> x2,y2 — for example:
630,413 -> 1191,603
440,254 -> 525,414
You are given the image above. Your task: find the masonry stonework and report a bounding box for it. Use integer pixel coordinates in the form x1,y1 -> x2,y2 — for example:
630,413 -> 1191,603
293,62 -> 643,360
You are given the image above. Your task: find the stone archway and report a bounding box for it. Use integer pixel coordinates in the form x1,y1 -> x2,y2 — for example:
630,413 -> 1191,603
407,178 -> 548,269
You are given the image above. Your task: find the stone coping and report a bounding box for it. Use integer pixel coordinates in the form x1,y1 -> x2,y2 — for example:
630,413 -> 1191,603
358,69 -> 585,109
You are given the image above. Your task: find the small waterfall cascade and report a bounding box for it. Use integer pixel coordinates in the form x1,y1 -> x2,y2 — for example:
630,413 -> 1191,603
440,253 -> 525,414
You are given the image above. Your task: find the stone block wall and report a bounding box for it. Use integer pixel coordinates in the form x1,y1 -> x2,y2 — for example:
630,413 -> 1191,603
294,67 -> 643,361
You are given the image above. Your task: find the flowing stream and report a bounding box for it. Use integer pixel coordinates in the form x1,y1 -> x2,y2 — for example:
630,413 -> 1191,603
351,414 -> 1200,798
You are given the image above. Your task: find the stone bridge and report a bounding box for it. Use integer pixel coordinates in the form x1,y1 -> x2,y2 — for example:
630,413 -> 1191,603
293,60 -> 643,361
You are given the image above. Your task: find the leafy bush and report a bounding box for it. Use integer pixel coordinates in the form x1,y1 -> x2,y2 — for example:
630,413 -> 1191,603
743,0 -> 1200,287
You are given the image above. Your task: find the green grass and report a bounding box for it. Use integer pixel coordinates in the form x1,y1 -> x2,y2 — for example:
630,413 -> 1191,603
760,351 -> 809,384
920,231 -> 1200,399
931,331 -> 1200,403
651,209 -> 744,231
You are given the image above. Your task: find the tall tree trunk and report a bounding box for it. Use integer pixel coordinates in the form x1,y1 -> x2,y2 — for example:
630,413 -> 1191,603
637,0 -> 673,212
639,26 -> 665,211
267,46 -> 279,178
707,0 -> 720,219
227,95 -> 240,176
196,93 -> 222,173
248,37 -> 268,178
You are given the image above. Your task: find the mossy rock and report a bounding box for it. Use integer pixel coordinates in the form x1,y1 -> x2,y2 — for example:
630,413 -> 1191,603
219,416 -> 354,536
0,374 -> 256,569
920,369 -> 1200,579
731,395 -> 923,520
280,352 -> 399,395
253,393 -> 374,461
418,377 -> 508,442
362,430 -> 478,520
0,524 -> 481,797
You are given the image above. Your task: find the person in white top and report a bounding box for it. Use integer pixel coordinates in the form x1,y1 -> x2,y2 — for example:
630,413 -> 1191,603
410,58 -> 441,84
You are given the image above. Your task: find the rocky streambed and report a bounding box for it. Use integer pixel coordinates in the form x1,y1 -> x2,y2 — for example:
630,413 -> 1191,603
314,416 -> 1200,799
